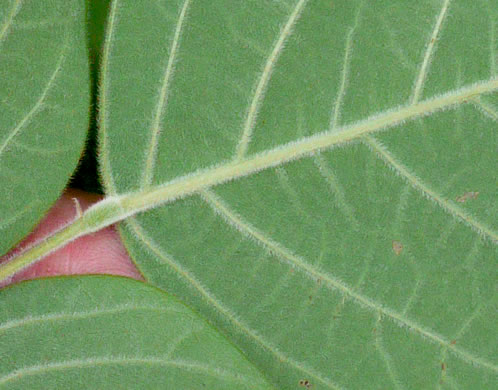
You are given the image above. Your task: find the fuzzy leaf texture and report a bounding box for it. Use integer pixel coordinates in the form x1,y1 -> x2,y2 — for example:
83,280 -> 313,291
0,276 -> 274,389
0,0 -> 89,255
1,0 -> 497,389
99,0 -> 497,389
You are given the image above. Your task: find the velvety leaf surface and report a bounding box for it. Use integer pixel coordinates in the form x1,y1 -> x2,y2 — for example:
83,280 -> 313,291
0,0 -> 89,255
0,276 -> 274,389
99,0 -> 498,388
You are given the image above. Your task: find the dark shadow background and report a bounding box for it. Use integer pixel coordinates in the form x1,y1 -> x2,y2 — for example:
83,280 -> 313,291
69,0 -> 111,194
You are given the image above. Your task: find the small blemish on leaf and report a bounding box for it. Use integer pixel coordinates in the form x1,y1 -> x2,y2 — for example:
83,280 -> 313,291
299,379 -> 312,388
455,191 -> 479,203
441,362 -> 446,371
392,240 -> 403,255
450,340 -> 456,345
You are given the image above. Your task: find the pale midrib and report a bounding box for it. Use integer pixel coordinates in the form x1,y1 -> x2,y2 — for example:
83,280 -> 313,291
141,0 -> 191,188
0,41 -> 67,158
1,77 -> 497,285
121,78 -> 498,215
0,0 -> 22,46
0,357 -> 251,386
199,189 -> 497,372
235,0 -> 308,160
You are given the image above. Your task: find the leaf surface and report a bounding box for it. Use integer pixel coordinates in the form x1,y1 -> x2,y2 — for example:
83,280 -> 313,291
99,0 -> 498,388
0,0 -> 89,255
0,276 -> 274,389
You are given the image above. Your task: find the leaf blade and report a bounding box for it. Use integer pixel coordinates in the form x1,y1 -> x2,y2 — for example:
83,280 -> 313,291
0,0 -> 89,256
0,276 -> 274,389
100,1 -> 498,388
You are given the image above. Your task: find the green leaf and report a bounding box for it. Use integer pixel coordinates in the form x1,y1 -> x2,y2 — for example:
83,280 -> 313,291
0,0 -> 89,255
98,0 -> 498,389
0,276 -> 274,389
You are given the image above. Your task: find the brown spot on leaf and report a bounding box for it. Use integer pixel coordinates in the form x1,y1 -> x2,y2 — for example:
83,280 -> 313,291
299,379 -> 312,388
392,240 -> 403,255
450,340 -> 456,345
456,191 -> 479,203
441,362 -> 446,371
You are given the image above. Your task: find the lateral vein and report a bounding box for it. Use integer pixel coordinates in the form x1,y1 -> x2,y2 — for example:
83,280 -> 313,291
200,189 -> 496,371
411,0 -> 451,104
127,218 -> 343,390
141,0 -> 191,188
0,357 -> 252,386
0,0 -> 22,46
98,0 -> 120,194
0,40 -> 68,158
235,0 -> 309,160
330,5 -> 362,129
363,135 -> 497,242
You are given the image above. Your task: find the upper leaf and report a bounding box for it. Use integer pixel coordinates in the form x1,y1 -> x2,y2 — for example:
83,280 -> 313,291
99,0 -> 498,388
0,0 -> 89,256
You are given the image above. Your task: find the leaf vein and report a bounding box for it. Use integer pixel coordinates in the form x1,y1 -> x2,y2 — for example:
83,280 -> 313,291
313,154 -> 360,230
330,5 -> 362,130
0,357 -> 253,386
98,0 -> 121,194
141,0 -> 191,188
120,77 -> 498,218
2,78 -> 497,284
0,304 -> 184,334
0,200 -> 39,232
374,315 -> 405,390
126,217 -> 343,390
472,97 -> 498,121
235,0 -> 309,160
0,0 -> 22,46
199,189 -> 497,371
0,40 -> 68,158
363,135 -> 497,242
411,0 -> 451,104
